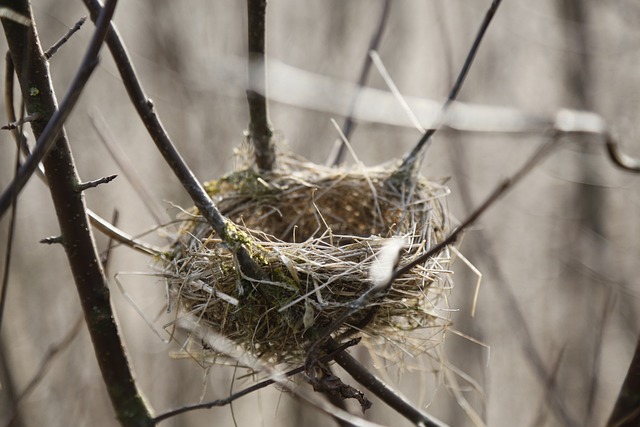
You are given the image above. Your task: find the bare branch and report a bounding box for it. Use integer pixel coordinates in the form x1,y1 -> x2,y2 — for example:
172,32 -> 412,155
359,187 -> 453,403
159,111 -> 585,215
0,0 -> 112,219
82,0 -> 264,281
44,16 -> 87,59
76,174 -> 117,192
246,0 -> 275,171
1,111 -> 39,129
1,1 -> 155,425
328,339 -> 450,427
398,0 -> 503,174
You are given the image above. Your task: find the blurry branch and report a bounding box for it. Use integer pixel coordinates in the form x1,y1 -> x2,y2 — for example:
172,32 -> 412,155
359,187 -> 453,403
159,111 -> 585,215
327,0 -> 392,167
82,0 -> 264,280
4,315 -> 84,425
44,16 -> 86,59
90,111 -> 168,225
246,0 -> 275,171
397,0 -> 503,177
153,338 -> 361,424
605,135 -> 640,172
0,109 -> 20,334
607,335 -> 640,426
1,1 -> 155,426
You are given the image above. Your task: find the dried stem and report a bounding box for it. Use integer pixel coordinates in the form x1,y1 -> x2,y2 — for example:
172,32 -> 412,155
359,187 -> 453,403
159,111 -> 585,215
247,0 -> 275,171
1,1 -> 154,426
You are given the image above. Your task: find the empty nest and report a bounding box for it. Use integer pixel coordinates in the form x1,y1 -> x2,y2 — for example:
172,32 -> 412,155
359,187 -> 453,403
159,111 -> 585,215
163,154 -> 453,365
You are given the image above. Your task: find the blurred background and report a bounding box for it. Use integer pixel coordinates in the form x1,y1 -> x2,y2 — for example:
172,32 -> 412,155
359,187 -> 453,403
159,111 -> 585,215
1,0 -> 640,426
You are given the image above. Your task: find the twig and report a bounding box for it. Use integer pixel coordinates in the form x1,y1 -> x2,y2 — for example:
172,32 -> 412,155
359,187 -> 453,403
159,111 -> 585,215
3,66 -> 161,258
0,0 -> 112,219
1,1 -> 155,426
327,0 -> 392,167
1,111 -> 39,129
246,0 -> 275,171
82,0 -> 264,282
398,0 -> 503,174
44,16 -> 87,59
152,338 -> 361,423
76,174 -> 117,192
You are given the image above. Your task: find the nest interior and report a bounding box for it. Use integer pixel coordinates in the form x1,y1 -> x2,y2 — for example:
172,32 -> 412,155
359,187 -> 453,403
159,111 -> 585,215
164,154 -> 453,365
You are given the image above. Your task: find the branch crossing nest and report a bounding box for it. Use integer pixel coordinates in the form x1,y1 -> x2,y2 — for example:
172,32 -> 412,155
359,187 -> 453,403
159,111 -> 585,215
163,154 -> 453,365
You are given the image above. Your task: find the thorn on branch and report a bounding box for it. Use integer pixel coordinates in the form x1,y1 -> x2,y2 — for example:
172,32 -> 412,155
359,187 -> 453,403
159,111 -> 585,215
75,174 -> 117,192
1,112 -> 40,130
45,16 -> 87,59
40,236 -> 64,245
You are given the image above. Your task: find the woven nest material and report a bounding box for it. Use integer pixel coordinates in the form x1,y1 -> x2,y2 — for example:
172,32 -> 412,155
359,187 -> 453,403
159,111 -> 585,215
163,154 -> 453,365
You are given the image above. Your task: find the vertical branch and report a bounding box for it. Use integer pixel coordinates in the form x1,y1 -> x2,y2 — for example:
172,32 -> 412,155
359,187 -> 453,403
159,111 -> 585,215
246,0 -> 275,171
0,2 -> 154,426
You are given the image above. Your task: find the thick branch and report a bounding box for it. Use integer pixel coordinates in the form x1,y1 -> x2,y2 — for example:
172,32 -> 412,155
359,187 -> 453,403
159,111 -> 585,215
1,2 -> 154,426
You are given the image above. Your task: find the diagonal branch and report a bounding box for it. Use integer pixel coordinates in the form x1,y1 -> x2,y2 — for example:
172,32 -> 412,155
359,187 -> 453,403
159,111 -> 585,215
82,0 -> 264,281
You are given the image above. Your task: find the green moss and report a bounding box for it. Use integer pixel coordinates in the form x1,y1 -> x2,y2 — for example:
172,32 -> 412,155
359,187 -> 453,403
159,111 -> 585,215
204,169 -> 263,196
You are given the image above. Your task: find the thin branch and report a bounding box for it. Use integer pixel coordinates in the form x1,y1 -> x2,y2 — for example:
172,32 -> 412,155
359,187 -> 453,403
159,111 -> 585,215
82,0 -> 264,281
0,0 -> 112,219
76,174 -> 117,192
327,0 -> 392,167
0,118 -> 20,334
44,16 -> 86,59
246,0 -> 275,171
392,134 -> 556,283
398,0 -> 503,174
152,338 -> 361,424
1,111 -> 39,129
328,339 -> 450,427
1,1 -> 155,426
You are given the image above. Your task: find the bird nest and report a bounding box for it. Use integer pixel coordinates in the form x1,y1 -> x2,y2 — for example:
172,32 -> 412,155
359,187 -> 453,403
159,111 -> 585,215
162,154 -> 453,365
